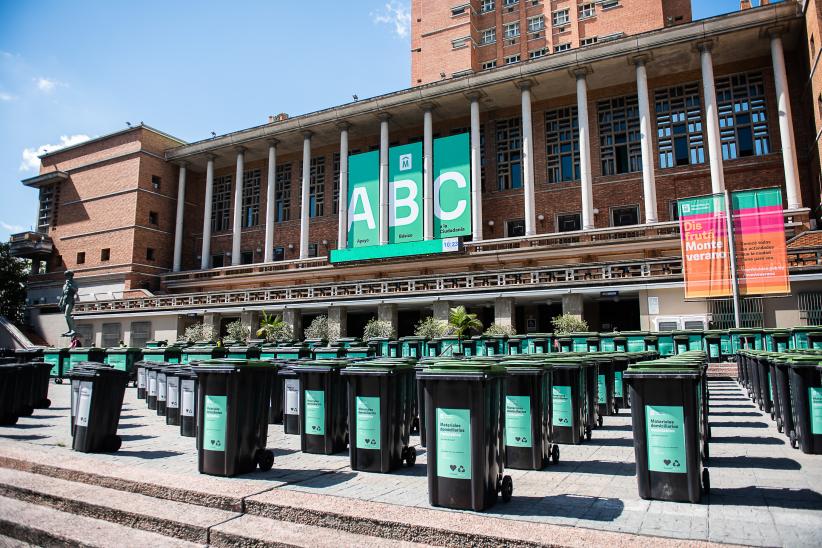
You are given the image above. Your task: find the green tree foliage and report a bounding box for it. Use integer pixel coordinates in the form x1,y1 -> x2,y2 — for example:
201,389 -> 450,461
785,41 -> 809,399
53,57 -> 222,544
551,314 -> 589,335
225,320 -> 250,342
256,311 -> 293,342
363,318 -> 395,339
484,323 -> 516,336
414,316 -> 450,339
448,306 -> 483,340
0,243 -> 29,325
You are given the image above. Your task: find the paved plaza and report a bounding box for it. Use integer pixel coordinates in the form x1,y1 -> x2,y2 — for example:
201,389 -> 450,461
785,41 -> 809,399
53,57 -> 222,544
0,378 -> 820,546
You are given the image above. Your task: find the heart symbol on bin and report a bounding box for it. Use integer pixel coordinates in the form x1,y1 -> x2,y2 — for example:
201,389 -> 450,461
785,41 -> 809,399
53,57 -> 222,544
515,437 -> 521,442
365,438 -> 370,443
664,459 -> 671,466
450,464 -> 457,471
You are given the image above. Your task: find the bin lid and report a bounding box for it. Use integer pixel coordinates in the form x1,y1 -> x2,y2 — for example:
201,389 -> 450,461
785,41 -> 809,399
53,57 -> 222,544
422,360 -> 504,374
69,347 -> 104,353
292,359 -> 348,370
106,347 -> 142,354
190,359 -> 276,374
499,359 -> 550,373
787,356 -> 822,368
623,369 -> 701,379
341,360 -> 413,374
43,347 -> 69,354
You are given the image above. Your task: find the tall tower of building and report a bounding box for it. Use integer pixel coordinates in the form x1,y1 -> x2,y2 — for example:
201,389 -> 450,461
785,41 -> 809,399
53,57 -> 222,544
411,0 -> 693,85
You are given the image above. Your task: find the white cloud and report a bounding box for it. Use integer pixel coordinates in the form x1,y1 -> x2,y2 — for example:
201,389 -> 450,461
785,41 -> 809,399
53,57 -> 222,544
0,92 -> 15,101
371,1 -> 411,38
19,134 -> 91,172
35,77 -> 64,93
0,221 -> 26,233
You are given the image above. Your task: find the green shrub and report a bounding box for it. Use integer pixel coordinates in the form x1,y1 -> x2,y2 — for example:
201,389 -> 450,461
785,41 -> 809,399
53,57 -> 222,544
484,323 -> 516,336
363,318 -> 395,339
551,314 -> 589,335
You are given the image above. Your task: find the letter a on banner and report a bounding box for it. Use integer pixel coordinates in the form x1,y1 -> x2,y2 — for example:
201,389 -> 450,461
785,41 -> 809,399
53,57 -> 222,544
678,194 -> 732,299
731,187 -> 790,296
347,151 -> 380,248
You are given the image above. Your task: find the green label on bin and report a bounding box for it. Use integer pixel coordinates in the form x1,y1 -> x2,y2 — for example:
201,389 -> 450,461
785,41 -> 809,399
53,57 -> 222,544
597,374 -> 607,404
777,342 -> 787,352
768,372 -> 773,401
436,407 -> 471,480
305,390 -> 325,436
615,371 -> 623,397
355,396 -> 380,450
709,343 -> 719,358
505,395 -> 532,448
646,405 -> 686,474
203,395 -> 227,452
552,385 -> 573,428
810,387 -> 822,435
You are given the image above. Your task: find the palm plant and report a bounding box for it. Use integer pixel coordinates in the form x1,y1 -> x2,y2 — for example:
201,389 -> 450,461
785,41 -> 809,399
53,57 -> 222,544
448,306 -> 483,348
256,311 -> 288,342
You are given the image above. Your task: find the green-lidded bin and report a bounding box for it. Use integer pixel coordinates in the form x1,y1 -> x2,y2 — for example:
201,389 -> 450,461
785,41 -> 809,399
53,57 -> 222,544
531,334 -> 552,354
507,335 -> 526,355
400,336 -> 426,358
144,340 -> 167,348
790,326 -> 822,350
388,340 -> 402,358
226,345 -> 262,360
0,365 -> 20,424
417,360 -> 513,511
69,347 -> 106,369
192,359 -> 275,476
341,360 -> 416,472
548,358 -> 589,444
105,347 -> 142,382
613,355 -> 630,409
703,331 -> 724,363
43,347 -> 69,383
68,363 -> 129,453
141,346 -> 182,364
312,346 -> 346,360
593,356 -> 616,418
500,359 -> 560,470
773,354 -> 796,443
163,365 -> 182,426
729,328 -> 760,354
294,360 -> 349,454
335,337 -> 362,349
582,358 -> 601,431
621,331 -> 649,352
346,346 -> 373,359
182,344 -> 227,364
764,329 -> 790,353
567,332 -> 596,353
271,346 -> 310,360
367,337 -> 391,357
266,360 -> 284,425
600,333 -> 617,352
13,348 -> 43,364
656,332 -> 676,357
484,335 -> 507,356
279,366 -> 300,435
788,356 -> 822,453
624,361 -> 709,503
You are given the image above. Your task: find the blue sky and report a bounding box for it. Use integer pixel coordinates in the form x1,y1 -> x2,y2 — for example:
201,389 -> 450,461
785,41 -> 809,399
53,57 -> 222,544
0,0 -> 744,240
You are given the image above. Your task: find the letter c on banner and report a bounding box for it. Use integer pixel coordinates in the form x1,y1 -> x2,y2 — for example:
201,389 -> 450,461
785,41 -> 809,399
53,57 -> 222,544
348,187 -> 376,230
389,179 -> 419,227
434,171 -> 467,221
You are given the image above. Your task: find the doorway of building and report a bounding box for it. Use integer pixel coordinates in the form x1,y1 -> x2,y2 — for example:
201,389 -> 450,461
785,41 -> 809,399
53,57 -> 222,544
597,297 -> 640,331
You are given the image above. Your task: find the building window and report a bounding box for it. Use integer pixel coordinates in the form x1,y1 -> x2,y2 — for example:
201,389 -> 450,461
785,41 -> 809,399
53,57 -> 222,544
655,83 -> 704,168
451,36 -> 470,49
211,175 -> 232,232
506,219 -> 526,237
503,0 -> 519,6
504,54 -> 520,65
211,254 -> 224,268
308,157 -> 325,218
481,60 -> 497,70
579,3 -> 596,18
76,252 -> 85,265
102,323 -> 121,349
148,211 -> 158,225
241,251 -> 253,264
554,43 -> 570,52
504,22 -> 520,39
451,4 -> 469,16
545,106 -> 580,183
481,0 -> 496,11
481,27 -> 496,45
130,321 -> 151,348
529,48 -> 548,59
602,0 -> 620,9
241,169 -> 261,227
598,95 -> 642,175
275,164 -> 291,222
669,200 -> 680,221
306,243 -> 318,258
151,175 -> 161,190
580,36 -> 598,46
37,184 -> 59,232
332,153 -> 340,214
611,205 -> 639,227
495,117 -> 523,190
146,248 -> 155,261
100,248 -> 110,262
557,213 -> 581,232
552,9 -> 569,26
716,72 -> 770,159
527,15 -> 544,33
273,246 -> 285,261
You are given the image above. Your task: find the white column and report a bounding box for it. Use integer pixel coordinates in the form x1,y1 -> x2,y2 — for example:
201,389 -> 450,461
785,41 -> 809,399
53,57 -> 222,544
518,81 -> 536,236
699,42 -> 725,194
422,105 -> 434,240
576,70 -> 595,230
337,122 -> 350,249
468,93 -> 483,241
379,113 -> 390,245
231,147 -> 245,266
172,163 -> 186,272
263,140 -> 278,262
200,155 -> 215,270
635,57 -> 658,224
770,32 -> 802,209
299,131 -> 312,259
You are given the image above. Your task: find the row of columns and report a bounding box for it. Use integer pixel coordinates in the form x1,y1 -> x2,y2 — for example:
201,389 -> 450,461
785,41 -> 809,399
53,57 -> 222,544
172,31 -> 801,272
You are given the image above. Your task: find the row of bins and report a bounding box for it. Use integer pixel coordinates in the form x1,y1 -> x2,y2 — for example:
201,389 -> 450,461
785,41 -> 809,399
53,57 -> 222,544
0,361 -> 52,424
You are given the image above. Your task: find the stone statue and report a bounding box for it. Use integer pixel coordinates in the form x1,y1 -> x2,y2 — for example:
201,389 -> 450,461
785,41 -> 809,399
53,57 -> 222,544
58,270 -> 78,337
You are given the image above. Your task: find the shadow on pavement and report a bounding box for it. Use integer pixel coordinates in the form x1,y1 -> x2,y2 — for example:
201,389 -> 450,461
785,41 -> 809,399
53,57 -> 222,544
557,460 -> 636,477
271,447 -> 300,458
711,435 -> 785,445
709,487 -> 822,510
495,493 -> 624,521
589,437 -> 634,447
0,434 -> 49,441
393,464 -> 427,477
119,434 -> 156,442
116,423 -> 147,429
115,449 -> 184,459
709,455 -> 801,470
710,411 -> 761,416
710,421 -> 769,428
23,414 -> 63,420
5,423 -> 48,429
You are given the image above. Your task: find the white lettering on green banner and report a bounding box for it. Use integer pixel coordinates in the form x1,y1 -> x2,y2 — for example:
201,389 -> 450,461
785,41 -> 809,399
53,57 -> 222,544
305,390 -> 325,435
505,395 -> 532,447
389,142 -> 423,243
810,387 -> 822,435
433,133 -> 471,238
204,395 -> 227,452
597,374 -> 607,405
646,405 -> 686,474
615,371 -> 623,397
436,407 -> 471,479
347,151 -> 379,248
355,396 -> 381,450
552,385 -> 573,427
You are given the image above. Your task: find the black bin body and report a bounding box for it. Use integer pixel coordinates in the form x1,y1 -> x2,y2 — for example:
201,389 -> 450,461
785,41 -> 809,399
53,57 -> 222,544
145,364 -> 159,410
582,360 -> 599,431
156,367 -> 168,416
774,357 -> 796,445
28,361 -> 52,409
342,363 -> 414,472
135,362 -> 148,399
295,362 -> 348,455
164,366 -> 181,426
595,358 -> 616,417
415,362 -> 428,447
503,365 -> 552,470
613,356 -> 630,409
624,369 -> 704,503
69,365 -> 129,453
279,366 -> 301,435
0,365 -> 22,424
549,362 -> 588,444
193,360 -> 274,476
788,359 -> 822,454
268,361 -> 283,424
177,368 -> 198,438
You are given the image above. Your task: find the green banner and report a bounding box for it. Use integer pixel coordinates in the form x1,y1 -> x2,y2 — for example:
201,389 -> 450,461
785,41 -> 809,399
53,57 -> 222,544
552,385 -> 573,427
646,405 -> 686,474
614,371 -> 623,397
433,133 -> 471,238
203,395 -> 226,452
347,151 -> 379,248
810,387 -> 822,435
330,237 -> 459,263
505,395 -> 532,448
305,389 -> 325,436
436,407 -> 471,480
355,396 -> 381,450
389,142 -> 423,244
597,374 -> 607,405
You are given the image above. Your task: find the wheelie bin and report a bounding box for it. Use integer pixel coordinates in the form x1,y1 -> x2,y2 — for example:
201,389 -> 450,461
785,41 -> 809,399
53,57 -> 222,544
69,364 -> 129,453
507,336 -> 526,355
293,360 -> 349,454
0,365 -> 20,424
656,332 -> 675,357
279,366 -> 300,435
557,337 -> 573,353
226,344 -> 262,360
582,358 -> 601,430
613,355 -> 630,410
808,328 -> 822,350
69,347 -> 106,369
484,335 -> 507,356
105,347 -> 142,383
10,362 -> 36,418
623,358 -> 709,503
549,358 -> 590,444
43,347 -> 69,384
389,340 -> 403,358
400,336 -> 426,359
177,367 -> 198,437
156,365 -> 168,416
272,346 -> 310,360
341,359 -> 416,472
141,346 -> 182,364
267,361 -> 283,424
593,356 -> 616,417
14,348 -> 43,364
144,362 -> 162,411
613,336 -> 628,353
313,346 -> 346,360
417,360 -> 513,511
28,361 -> 52,409
788,356 -> 822,453
773,354 -> 798,445
500,359 -> 560,470
367,337 -> 391,357
164,365 -> 182,426
192,360 -> 275,476
531,335 -> 552,354
703,331 -> 724,364
752,351 -> 774,414
182,343 -> 227,364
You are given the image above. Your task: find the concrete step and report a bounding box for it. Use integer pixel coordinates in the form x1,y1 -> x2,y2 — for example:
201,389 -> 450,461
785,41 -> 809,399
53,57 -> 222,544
0,495 -> 203,548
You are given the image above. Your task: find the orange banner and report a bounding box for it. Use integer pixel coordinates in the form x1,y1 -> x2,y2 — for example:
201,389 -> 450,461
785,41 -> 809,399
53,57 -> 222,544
678,195 -> 732,299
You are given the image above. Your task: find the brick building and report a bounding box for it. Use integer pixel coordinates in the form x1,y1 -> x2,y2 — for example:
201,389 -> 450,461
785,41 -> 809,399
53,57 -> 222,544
10,2 -> 822,347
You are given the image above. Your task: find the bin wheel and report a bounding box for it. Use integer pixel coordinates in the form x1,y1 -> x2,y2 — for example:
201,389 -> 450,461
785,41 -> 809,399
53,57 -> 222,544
770,411 -> 775,421
597,415 -> 603,428
404,446 -> 417,467
702,468 -> 711,495
256,449 -> 274,472
702,443 -> 709,463
551,444 -> 560,464
21,406 -> 33,417
105,435 -> 122,452
789,430 -> 798,449
777,418 -> 783,433
614,404 -> 620,415
40,399 -> 51,409
585,427 -> 592,441
500,475 -> 513,503
54,378 -> 63,385
0,415 -> 18,426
